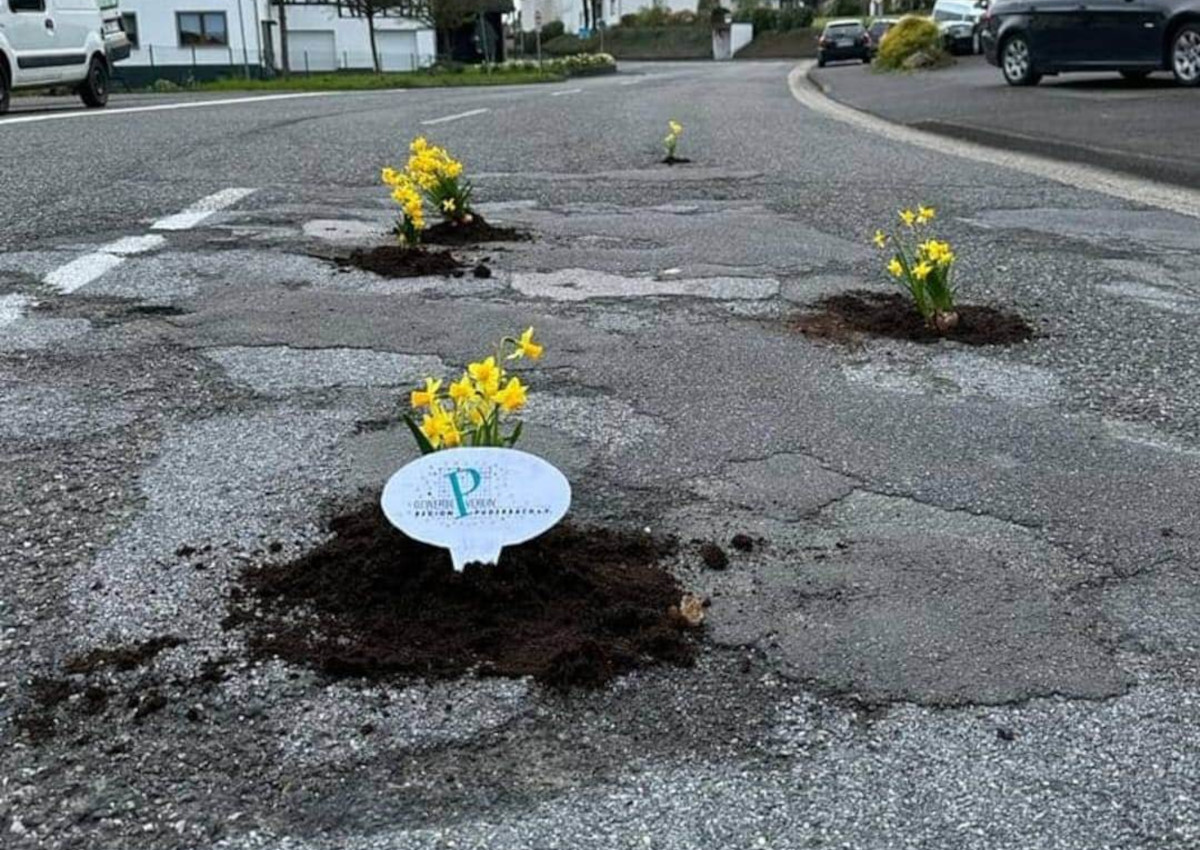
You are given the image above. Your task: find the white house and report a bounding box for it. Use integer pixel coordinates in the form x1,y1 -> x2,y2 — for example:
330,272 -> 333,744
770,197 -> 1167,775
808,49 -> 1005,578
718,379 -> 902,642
112,1 -> 436,85
515,0 -> 700,34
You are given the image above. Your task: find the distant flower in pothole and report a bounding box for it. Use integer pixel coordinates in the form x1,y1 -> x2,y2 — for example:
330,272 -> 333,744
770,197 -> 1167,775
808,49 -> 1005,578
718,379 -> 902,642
381,168 -> 425,249
403,329 -> 544,453
874,203 -> 959,332
663,119 -> 684,162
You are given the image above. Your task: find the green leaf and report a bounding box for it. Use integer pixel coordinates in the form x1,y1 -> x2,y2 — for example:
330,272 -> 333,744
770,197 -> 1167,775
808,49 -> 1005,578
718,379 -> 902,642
505,421 -> 524,447
402,414 -> 437,455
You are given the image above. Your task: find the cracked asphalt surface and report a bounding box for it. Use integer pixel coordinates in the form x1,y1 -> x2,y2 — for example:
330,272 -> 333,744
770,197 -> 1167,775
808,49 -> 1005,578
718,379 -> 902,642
2,61 -> 1199,849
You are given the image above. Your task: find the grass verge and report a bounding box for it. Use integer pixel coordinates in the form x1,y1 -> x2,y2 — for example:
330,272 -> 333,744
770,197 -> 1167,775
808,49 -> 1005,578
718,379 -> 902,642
188,68 -> 566,93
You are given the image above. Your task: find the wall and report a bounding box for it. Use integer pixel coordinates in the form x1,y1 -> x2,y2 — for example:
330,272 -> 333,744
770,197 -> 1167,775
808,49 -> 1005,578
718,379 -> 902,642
729,21 -> 752,55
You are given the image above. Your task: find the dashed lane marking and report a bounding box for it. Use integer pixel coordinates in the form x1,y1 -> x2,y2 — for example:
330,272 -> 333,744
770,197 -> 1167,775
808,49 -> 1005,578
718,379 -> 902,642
151,188 -> 258,231
551,88 -> 583,97
420,108 -> 490,126
0,92 -> 345,128
43,190 -> 253,294
0,293 -> 31,327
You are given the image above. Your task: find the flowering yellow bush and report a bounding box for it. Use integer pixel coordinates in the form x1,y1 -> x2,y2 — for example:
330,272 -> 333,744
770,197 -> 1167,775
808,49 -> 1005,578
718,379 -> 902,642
381,167 -> 424,247
403,328 -> 544,453
406,136 -> 473,225
873,204 -> 960,331
381,137 -> 474,247
663,119 -> 683,160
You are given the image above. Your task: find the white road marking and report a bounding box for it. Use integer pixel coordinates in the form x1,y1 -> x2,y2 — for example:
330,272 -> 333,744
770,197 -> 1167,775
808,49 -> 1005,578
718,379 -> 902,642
151,188 -> 257,231
551,88 -> 583,97
620,78 -> 647,86
0,293 -> 31,327
788,63 -> 1200,221
0,92 -> 349,129
105,234 -> 168,255
44,252 -> 125,294
420,108 -> 489,126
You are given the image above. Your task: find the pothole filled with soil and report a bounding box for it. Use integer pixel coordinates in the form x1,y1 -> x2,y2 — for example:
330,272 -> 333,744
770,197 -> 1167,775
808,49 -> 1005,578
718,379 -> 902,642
795,291 -> 1034,346
662,156 -> 693,166
420,215 -> 530,246
337,246 -> 463,278
227,500 -> 700,689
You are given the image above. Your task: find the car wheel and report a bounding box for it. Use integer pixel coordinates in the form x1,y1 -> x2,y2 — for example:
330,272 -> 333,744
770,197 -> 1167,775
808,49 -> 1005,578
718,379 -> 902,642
1001,34 -> 1040,86
79,57 -> 109,109
0,63 -> 10,116
1171,24 -> 1200,87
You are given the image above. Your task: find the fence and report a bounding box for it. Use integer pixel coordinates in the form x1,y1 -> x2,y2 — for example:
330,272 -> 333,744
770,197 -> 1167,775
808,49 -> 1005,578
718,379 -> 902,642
113,43 -> 436,88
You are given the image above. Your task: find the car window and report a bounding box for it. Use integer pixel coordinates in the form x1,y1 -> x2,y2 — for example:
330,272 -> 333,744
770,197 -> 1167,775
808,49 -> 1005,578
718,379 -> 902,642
933,2 -> 970,20
825,23 -> 865,35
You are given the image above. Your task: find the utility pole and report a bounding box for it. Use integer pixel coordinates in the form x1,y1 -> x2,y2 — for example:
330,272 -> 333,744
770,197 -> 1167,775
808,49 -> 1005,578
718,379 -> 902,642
236,0 -> 250,78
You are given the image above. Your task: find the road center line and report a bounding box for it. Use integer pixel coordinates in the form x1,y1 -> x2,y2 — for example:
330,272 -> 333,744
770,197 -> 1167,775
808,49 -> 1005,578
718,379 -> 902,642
420,108 -> 489,126
0,293 -> 30,327
44,252 -> 125,294
551,88 -> 583,97
0,92 -> 345,128
151,188 -> 257,231
788,63 -> 1200,220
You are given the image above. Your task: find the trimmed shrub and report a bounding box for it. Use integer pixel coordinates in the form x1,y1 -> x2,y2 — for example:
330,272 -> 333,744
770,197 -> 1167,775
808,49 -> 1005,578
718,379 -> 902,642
620,13 -> 639,26
751,7 -> 779,31
875,15 -> 945,69
541,20 -> 565,40
669,10 -> 698,24
778,7 -> 814,29
831,0 -> 865,15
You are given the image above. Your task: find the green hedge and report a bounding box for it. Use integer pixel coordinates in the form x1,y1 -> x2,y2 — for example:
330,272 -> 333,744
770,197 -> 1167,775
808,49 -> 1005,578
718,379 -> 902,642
540,26 -> 711,60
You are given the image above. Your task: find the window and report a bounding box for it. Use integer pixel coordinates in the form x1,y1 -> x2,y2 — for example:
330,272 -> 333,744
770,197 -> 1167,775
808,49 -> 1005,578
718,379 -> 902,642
8,0 -> 45,13
122,12 -> 139,48
177,12 -> 229,47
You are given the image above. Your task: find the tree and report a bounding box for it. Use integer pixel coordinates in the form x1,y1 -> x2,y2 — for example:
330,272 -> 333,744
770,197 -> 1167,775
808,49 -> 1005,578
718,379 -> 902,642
340,0 -> 410,73
411,0 -> 484,59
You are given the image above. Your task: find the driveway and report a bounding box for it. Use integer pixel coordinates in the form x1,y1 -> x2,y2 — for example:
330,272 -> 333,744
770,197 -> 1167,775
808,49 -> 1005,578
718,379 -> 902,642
811,55 -> 1200,188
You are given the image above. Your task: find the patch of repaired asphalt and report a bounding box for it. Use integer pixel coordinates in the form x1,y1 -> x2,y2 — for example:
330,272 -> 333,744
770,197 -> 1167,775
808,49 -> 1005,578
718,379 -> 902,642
677,489 -> 1126,706
301,219 -> 389,245
0,295 -> 92,352
688,452 -> 856,521
511,268 -> 778,302
0,384 -> 140,440
203,346 -> 444,395
67,406 -> 358,646
844,349 -> 1064,407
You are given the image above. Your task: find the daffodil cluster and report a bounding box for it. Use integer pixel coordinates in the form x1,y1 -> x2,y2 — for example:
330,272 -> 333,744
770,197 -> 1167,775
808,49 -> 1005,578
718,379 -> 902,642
381,167 -> 425,247
873,205 -> 960,331
403,328 -> 544,453
405,136 -> 473,224
663,119 -> 683,160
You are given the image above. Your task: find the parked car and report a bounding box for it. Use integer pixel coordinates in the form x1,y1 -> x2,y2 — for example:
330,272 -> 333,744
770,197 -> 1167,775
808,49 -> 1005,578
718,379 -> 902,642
0,0 -> 112,115
981,0 -> 1200,86
932,0 -> 988,54
866,17 -> 898,57
817,19 -> 872,67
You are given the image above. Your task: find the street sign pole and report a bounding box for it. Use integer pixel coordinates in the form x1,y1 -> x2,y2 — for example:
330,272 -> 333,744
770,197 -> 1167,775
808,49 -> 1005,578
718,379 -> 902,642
535,10 -> 543,70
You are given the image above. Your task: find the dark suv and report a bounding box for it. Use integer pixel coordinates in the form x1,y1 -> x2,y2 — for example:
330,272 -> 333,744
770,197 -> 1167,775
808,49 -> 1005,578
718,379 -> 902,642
981,0 -> 1200,86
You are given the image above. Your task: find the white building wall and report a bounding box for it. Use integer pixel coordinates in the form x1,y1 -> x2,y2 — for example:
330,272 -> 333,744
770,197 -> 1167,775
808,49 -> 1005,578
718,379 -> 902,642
116,0 -> 435,73
516,0 -> 699,33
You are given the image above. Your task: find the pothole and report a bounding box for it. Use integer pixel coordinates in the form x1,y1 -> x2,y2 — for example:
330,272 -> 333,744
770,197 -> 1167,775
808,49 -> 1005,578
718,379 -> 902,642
227,499 -> 700,690
796,291 -> 1034,346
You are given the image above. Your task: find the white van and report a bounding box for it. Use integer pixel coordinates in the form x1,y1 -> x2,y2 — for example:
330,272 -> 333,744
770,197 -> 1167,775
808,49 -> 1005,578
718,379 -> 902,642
0,0 -> 112,115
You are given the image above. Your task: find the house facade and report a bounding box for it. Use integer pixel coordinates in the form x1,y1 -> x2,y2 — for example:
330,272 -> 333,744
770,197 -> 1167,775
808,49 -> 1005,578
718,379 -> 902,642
112,1 -> 436,86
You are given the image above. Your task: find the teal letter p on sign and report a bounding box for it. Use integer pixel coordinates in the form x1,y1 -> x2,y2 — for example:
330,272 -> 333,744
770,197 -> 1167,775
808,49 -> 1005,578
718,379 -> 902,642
447,468 -> 482,518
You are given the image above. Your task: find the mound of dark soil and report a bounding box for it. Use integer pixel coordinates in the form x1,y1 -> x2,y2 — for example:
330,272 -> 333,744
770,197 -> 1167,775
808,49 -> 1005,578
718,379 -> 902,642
339,246 -> 462,278
230,502 -> 698,690
662,156 -> 692,165
421,215 -> 529,246
796,291 -> 1034,346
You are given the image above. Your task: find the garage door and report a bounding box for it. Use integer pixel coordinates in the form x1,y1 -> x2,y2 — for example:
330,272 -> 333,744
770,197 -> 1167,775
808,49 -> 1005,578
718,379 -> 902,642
288,30 -> 337,73
377,31 -> 419,72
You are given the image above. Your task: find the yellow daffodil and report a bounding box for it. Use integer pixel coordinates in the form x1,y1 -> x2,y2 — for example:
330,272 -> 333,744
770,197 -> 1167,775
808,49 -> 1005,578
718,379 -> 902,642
899,209 -> 917,228
873,230 -> 888,249
917,205 -> 936,224
410,377 -> 441,409
912,261 -> 933,281
668,120 -> 683,135
448,373 -> 477,404
442,198 -> 456,213
468,356 -> 501,391
888,258 -> 904,277
507,326 -> 543,361
493,377 -> 528,412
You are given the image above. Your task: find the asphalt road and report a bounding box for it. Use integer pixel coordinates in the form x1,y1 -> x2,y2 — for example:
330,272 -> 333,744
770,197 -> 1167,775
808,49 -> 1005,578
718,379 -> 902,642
812,54 -> 1200,189
3,62 -> 1200,849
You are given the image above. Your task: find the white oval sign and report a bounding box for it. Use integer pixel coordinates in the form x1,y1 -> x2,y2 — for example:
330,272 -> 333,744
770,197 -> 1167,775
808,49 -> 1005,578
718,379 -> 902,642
381,447 -> 571,571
